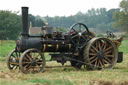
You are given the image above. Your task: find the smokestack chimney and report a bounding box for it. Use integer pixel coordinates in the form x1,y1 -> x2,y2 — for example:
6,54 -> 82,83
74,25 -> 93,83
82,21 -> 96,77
21,7 -> 29,37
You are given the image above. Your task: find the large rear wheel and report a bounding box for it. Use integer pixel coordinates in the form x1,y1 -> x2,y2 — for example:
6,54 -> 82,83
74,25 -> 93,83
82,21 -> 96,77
84,38 -> 118,70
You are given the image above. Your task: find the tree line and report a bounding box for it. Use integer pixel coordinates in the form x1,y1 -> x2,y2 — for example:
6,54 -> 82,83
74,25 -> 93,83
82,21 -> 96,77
45,8 -> 119,32
0,0 -> 127,40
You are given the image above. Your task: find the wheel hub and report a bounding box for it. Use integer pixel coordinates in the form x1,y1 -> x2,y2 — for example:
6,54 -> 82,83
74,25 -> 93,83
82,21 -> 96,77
31,59 -> 37,66
97,50 -> 105,59
78,32 -> 82,36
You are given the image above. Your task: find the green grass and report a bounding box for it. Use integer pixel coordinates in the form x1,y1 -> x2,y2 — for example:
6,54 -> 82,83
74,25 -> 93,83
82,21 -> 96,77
0,80 -> 28,85
0,57 -> 6,61
119,39 -> 128,53
27,78 -> 52,85
27,78 -> 73,85
0,40 -> 16,57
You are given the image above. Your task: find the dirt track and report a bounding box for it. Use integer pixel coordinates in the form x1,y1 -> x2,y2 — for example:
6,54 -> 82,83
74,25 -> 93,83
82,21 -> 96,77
0,60 -> 128,85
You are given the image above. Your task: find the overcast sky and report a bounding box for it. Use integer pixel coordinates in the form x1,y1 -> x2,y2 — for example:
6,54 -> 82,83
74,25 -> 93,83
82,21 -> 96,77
0,0 -> 122,17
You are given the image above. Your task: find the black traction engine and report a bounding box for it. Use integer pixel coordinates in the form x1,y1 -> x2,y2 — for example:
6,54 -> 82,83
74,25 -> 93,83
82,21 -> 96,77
7,7 -> 123,74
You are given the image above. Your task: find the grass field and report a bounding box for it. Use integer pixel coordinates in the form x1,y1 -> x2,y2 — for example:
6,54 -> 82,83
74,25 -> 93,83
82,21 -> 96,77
0,40 -> 16,57
0,40 -> 128,85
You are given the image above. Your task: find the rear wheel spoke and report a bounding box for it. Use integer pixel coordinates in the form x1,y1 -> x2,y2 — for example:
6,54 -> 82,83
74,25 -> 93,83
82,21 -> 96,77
98,41 -> 102,50
99,59 -> 103,67
97,60 -> 100,67
26,65 -> 32,71
89,56 -> 96,60
90,57 -> 98,64
94,59 -> 98,67
96,41 -> 98,50
91,46 -> 98,53
103,59 -> 110,64
105,55 -> 114,58
104,57 -> 111,64
90,48 -> 96,53
105,46 -> 112,52
101,59 -> 105,68
105,51 -> 112,55
89,53 -> 97,56
103,41 -> 107,50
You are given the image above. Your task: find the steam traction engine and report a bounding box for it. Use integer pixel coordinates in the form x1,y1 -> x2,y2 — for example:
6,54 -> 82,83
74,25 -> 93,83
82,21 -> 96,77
7,7 -> 123,74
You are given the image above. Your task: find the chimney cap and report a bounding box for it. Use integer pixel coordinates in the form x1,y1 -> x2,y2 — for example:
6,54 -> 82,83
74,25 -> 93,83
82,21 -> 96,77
22,7 -> 29,9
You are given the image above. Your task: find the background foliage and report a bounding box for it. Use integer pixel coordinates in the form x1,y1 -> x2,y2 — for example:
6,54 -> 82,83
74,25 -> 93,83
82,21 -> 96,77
0,0 -> 128,40
0,11 -> 22,40
45,8 -> 119,32
0,12 -> 45,40
113,0 -> 128,32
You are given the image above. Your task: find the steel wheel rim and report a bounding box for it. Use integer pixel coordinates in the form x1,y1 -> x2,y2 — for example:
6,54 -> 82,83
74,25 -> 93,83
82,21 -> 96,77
19,49 -> 45,74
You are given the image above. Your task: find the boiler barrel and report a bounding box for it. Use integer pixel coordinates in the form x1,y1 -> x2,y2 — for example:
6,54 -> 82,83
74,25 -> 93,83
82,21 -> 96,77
16,38 -> 72,52
16,37 -> 42,52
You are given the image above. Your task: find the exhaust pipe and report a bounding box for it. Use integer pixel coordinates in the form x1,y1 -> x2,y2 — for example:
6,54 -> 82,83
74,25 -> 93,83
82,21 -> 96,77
21,7 -> 29,37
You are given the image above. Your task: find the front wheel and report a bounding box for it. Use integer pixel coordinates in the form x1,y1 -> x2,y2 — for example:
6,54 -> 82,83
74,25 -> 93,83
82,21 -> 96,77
19,49 -> 46,74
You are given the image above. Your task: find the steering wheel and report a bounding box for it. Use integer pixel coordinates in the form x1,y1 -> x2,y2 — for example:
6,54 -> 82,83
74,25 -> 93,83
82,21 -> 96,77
69,23 -> 90,48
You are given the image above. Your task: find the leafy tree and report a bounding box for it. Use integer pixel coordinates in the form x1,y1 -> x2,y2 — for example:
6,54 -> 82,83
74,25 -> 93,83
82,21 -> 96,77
0,11 -> 46,40
0,10 -> 22,40
28,14 -> 45,27
113,0 -> 128,32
